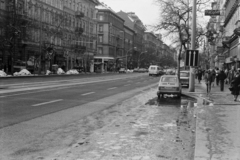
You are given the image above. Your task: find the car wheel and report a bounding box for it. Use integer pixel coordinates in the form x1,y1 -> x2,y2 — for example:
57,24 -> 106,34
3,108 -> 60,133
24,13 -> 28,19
149,74 -> 151,76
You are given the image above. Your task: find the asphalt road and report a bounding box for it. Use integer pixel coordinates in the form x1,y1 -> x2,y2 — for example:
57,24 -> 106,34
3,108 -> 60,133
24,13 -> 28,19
0,73 -> 159,128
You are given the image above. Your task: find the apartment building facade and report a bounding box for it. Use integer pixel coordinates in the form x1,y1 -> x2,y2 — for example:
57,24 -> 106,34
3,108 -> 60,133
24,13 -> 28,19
209,0 -> 240,69
0,0 -> 100,74
95,3 -> 124,72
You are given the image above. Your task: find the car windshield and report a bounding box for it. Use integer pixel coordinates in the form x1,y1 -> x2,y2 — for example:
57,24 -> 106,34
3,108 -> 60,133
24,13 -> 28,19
150,67 -> 156,70
161,77 -> 177,82
180,72 -> 189,77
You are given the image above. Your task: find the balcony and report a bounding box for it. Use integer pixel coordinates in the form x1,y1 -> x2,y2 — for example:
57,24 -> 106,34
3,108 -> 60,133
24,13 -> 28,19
75,11 -> 84,18
75,27 -> 84,35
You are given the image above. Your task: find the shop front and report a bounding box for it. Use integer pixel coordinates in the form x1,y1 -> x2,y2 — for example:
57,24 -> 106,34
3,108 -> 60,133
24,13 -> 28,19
83,52 -> 94,73
94,56 -> 115,73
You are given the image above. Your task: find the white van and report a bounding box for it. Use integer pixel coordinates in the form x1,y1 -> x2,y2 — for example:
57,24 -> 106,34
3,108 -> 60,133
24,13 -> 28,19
148,65 -> 161,76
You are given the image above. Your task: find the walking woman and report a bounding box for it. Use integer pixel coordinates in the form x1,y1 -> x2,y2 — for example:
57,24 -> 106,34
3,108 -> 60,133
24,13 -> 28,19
211,69 -> 216,87
231,68 -> 240,101
204,70 -> 212,94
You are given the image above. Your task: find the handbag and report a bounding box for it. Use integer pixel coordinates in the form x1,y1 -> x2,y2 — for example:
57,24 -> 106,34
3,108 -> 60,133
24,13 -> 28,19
229,85 -> 233,91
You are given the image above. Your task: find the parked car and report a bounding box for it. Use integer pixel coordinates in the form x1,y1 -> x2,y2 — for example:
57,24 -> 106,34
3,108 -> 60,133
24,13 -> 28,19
148,65 -> 162,76
157,75 -> 182,98
180,70 -> 190,87
138,68 -> 148,73
119,68 -> 126,73
133,68 -> 139,72
165,68 -> 176,75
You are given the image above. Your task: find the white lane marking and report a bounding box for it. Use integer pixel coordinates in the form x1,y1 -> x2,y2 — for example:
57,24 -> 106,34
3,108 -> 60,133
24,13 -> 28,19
0,76 -> 143,94
136,82 -> 141,84
124,84 -> 130,86
127,81 -> 132,82
0,86 -> 72,98
0,96 -> 6,98
81,92 -> 95,96
107,87 -> 117,90
32,99 -> 63,107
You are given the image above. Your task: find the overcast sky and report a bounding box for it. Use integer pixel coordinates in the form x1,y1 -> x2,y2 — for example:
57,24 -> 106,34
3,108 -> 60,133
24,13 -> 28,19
98,0 -> 160,28
98,0 -> 211,46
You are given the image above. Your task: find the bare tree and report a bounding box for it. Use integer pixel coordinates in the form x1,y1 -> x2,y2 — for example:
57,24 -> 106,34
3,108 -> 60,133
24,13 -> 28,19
153,0 -> 210,59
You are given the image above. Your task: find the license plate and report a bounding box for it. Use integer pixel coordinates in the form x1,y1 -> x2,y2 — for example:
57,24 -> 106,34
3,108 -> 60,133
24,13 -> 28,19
162,87 -> 174,89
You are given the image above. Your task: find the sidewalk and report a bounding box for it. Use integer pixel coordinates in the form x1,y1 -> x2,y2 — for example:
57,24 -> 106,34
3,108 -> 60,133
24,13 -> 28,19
184,80 -> 240,159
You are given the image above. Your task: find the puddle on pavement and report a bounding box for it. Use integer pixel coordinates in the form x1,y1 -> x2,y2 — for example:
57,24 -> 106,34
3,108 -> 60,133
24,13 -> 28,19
146,95 -> 197,159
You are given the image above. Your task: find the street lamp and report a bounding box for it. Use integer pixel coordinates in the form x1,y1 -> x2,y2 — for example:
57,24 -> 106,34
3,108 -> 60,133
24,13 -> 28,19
126,47 -> 136,69
138,51 -> 147,68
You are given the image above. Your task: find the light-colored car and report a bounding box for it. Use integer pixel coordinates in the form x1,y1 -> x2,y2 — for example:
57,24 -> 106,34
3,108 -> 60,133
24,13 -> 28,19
157,75 -> 182,98
180,70 -> 190,87
119,68 -> 126,73
148,65 -> 161,76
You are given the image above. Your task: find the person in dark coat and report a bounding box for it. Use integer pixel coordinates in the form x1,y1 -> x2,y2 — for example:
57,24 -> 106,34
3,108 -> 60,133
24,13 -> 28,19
197,69 -> 203,83
231,68 -> 240,101
218,69 -> 227,91
215,68 -> 220,86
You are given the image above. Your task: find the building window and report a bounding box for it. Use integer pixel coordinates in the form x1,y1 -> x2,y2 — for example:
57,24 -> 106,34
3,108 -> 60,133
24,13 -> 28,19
98,47 -> 103,54
99,15 -> 104,21
99,25 -> 103,32
98,35 -> 103,43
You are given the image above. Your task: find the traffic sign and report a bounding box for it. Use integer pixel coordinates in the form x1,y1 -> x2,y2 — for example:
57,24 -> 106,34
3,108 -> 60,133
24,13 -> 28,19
205,10 -> 220,16
185,50 -> 199,67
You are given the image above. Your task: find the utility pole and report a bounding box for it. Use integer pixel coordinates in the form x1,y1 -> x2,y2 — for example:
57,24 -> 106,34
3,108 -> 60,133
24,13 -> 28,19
189,0 -> 196,92
11,0 -> 17,75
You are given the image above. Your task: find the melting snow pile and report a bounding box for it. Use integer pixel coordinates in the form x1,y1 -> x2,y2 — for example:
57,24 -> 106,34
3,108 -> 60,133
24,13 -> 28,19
46,70 -> 52,75
13,69 -> 32,76
66,69 -> 79,75
0,70 -> 7,77
57,68 -> 65,75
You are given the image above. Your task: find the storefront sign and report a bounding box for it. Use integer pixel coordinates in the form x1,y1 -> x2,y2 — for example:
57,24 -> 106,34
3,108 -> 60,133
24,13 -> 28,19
205,10 -> 221,16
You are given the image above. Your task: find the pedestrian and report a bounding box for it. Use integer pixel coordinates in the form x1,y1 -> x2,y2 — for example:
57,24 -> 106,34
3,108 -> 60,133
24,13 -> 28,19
218,69 -> 227,91
215,68 -> 220,86
228,66 -> 236,85
204,69 -> 213,94
195,69 -> 198,79
231,68 -> 240,101
197,69 -> 203,83
225,68 -> 229,84
211,69 -> 216,87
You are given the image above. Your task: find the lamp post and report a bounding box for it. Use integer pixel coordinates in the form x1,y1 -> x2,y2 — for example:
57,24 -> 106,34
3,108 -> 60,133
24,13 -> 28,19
138,51 -> 147,68
189,0 -> 196,92
126,47 -> 136,69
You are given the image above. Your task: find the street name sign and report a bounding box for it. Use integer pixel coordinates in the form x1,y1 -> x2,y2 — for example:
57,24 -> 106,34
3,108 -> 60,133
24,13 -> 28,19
205,10 -> 221,16
185,50 -> 199,67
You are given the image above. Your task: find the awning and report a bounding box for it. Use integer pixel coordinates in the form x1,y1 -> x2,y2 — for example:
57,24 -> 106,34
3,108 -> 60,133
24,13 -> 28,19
94,56 -> 114,61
